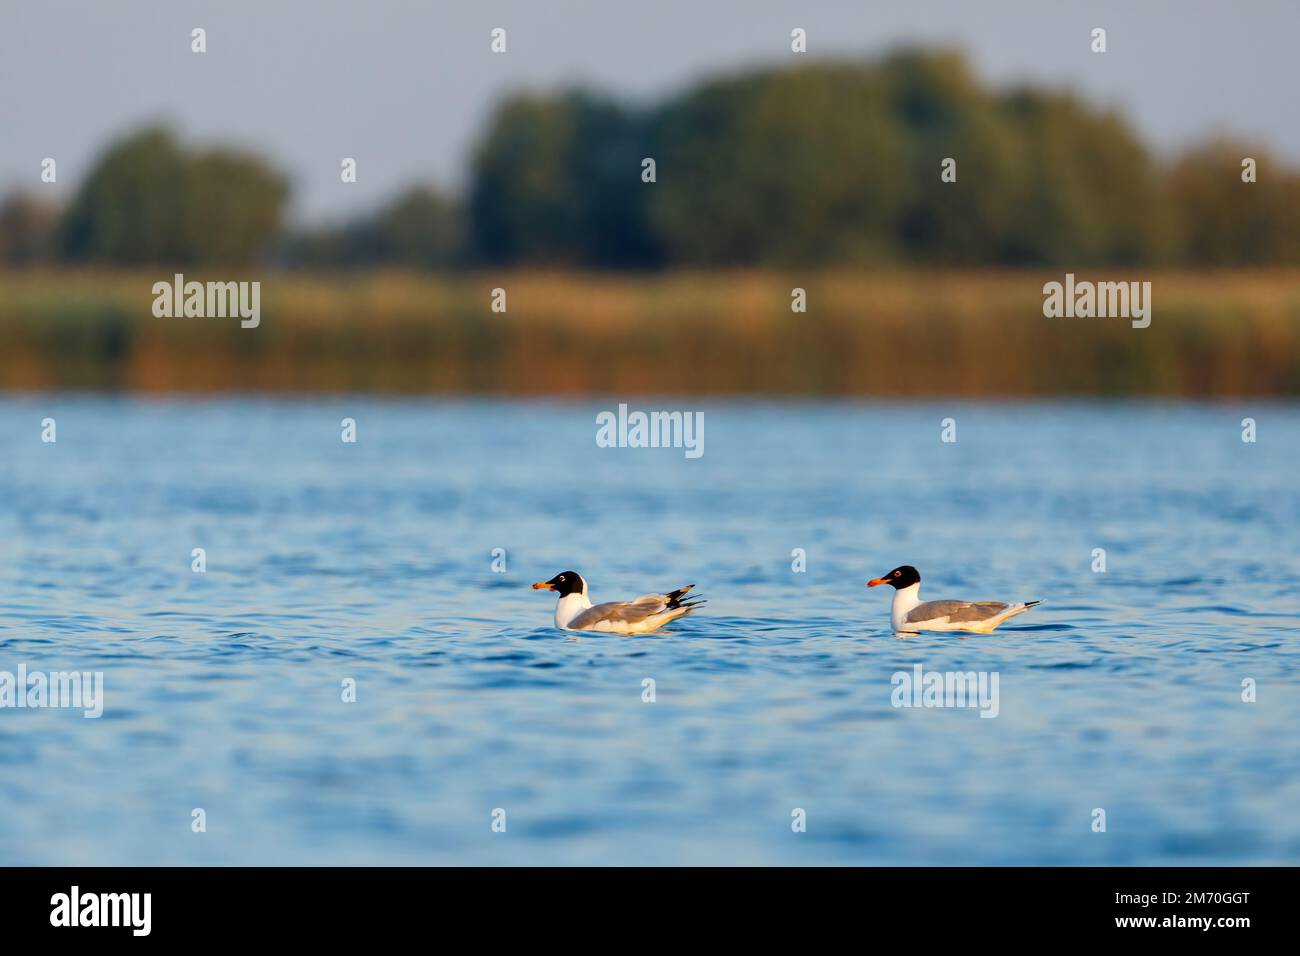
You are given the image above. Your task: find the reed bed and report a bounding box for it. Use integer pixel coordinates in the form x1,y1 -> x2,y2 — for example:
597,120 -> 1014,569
2,268 -> 1298,395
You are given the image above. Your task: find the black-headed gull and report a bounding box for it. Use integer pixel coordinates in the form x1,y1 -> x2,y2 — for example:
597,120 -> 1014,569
867,565 -> 1039,634
532,571 -> 704,634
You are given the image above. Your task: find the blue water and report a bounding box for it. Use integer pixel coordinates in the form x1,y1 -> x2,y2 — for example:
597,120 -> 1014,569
1,398 -> 1297,865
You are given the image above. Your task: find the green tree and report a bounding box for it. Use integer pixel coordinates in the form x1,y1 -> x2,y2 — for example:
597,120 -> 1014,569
468,92 -> 656,266
183,149 -> 289,266
280,186 -> 462,270
58,126 -> 288,266
367,186 -> 462,268
648,63 -> 907,265
454,50 -> 1300,269
59,127 -> 190,264
995,90 -> 1173,265
0,192 -> 61,263
1166,140 -> 1300,264
882,49 -> 1023,264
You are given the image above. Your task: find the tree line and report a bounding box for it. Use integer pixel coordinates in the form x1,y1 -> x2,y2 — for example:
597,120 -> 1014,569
3,49 -> 1298,269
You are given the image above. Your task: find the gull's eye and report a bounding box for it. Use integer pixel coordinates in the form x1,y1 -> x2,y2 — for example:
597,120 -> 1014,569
894,570 -> 900,577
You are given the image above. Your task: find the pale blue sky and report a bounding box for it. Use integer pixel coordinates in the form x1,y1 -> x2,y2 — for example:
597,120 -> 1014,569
3,0 -> 1297,222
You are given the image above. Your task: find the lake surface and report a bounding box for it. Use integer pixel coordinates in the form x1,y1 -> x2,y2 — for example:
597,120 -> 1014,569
1,398 -> 1297,865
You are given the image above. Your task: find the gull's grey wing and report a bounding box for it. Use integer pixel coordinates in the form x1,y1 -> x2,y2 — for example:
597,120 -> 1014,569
906,600 -> 1010,624
567,599 -> 668,630
567,585 -> 701,630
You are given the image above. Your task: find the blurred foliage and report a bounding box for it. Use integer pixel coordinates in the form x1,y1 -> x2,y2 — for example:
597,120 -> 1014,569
464,49 -> 1296,268
284,186 -> 462,269
647,63 -> 905,264
994,87 -> 1174,265
467,91 -> 658,266
56,127 -> 287,267
0,193 -> 60,263
182,149 -> 289,266
1166,140 -> 1300,265
4,50 -> 1299,269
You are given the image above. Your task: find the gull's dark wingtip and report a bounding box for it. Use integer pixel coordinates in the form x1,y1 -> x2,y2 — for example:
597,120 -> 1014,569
665,584 -> 698,608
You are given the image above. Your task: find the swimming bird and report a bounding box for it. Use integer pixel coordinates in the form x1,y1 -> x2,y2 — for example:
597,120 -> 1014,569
531,571 -> 704,634
867,565 -> 1039,634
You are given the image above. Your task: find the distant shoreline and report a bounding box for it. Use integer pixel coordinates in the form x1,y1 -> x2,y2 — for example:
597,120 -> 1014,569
4,268 -> 1298,397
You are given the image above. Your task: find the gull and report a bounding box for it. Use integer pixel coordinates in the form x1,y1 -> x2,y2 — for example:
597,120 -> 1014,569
531,571 -> 704,634
867,565 -> 1040,634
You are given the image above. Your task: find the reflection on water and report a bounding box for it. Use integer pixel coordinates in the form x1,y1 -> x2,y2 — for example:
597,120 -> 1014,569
0,398 -> 1297,864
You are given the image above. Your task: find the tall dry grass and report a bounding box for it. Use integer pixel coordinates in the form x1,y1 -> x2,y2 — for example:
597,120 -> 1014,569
2,268 -> 1298,395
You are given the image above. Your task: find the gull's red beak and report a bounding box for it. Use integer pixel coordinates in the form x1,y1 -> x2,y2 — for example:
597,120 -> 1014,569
867,577 -> 889,588
532,581 -> 554,591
